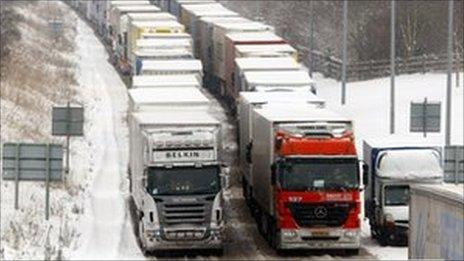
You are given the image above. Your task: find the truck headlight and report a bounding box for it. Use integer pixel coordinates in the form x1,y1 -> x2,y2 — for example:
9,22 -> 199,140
384,214 -> 395,228
145,229 -> 160,238
282,230 -> 297,239
344,231 -> 358,238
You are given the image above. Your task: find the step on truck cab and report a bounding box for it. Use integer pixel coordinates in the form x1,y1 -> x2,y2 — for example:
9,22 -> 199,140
129,110 -> 227,252
363,139 -> 444,246
247,105 -> 362,252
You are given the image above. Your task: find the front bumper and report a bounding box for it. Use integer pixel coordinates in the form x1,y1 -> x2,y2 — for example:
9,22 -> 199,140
144,227 -> 224,251
278,228 -> 360,250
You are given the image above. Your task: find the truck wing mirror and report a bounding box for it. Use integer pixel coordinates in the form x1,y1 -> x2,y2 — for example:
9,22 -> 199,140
361,161 -> 369,186
271,163 -> 277,185
246,142 -> 253,164
220,174 -> 230,189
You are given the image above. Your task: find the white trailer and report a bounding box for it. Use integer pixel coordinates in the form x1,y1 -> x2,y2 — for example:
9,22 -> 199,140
129,110 -> 227,253
242,70 -> 316,93
234,57 -> 302,93
128,87 -> 209,112
212,22 -> 274,83
237,92 -> 325,196
409,184 -> 463,260
235,44 -> 298,60
140,59 -> 203,77
132,74 -> 201,89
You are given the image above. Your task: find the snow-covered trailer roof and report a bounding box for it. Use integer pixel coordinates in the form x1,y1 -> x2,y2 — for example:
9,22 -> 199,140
239,91 -> 325,105
255,105 -> 351,123
133,111 -> 219,126
126,12 -> 176,21
244,70 -> 314,86
214,21 -> 274,32
235,57 -> 301,71
133,48 -> 193,59
110,1 -> 150,7
132,74 -> 201,88
131,20 -> 185,29
376,149 -> 443,180
141,59 -> 203,74
141,32 -> 192,39
113,5 -> 160,13
226,31 -> 285,43
128,87 -> 209,107
136,38 -> 192,49
235,44 -> 296,54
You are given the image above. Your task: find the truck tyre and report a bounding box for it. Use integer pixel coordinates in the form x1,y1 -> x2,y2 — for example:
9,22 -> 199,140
268,218 -> 278,250
378,232 -> 388,246
344,249 -> 360,256
138,219 -> 148,255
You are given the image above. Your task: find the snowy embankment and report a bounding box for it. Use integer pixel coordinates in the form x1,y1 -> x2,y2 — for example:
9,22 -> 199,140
1,2 -> 140,260
315,72 -> 463,261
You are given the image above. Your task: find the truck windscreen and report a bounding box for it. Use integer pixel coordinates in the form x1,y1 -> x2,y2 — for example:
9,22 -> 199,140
384,185 -> 409,206
279,158 -> 359,190
147,166 -> 220,196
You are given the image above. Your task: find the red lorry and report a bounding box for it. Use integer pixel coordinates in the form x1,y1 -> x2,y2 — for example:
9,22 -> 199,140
244,105 -> 362,253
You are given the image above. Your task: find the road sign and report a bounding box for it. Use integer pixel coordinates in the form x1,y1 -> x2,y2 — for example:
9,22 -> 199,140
2,143 -> 63,181
444,145 -> 464,184
410,98 -> 441,136
52,106 -> 84,136
2,143 -> 63,220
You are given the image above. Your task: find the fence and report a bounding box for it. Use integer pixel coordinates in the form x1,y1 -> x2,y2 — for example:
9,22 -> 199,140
299,48 -> 463,82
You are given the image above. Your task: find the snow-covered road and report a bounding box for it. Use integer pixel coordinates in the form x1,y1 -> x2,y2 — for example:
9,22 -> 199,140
71,18 -> 142,260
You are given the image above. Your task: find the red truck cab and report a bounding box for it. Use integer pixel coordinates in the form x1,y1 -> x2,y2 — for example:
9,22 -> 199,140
247,106 -> 361,253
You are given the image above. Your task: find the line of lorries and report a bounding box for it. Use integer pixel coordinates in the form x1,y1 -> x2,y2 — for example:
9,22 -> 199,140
69,0 -> 448,256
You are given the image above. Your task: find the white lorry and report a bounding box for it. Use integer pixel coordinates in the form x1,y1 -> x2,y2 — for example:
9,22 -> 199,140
128,87 -> 227,253
129,110 -> 227,253
363,139 -> 444,246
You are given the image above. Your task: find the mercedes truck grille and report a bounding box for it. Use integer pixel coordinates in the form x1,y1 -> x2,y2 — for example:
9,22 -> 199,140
288,202 -> 353,227
162,203 -> 206,225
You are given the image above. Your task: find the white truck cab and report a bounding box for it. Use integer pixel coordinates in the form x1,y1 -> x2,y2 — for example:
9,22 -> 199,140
363,140 -> 444,246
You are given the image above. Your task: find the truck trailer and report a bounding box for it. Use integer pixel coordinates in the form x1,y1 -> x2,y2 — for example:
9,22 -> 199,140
234,57 -> 302,97
363,139 -> 444,246
242,70 -> 316,94
408,184 -> 463,260
132,74 -> 201,89
237,93 -> 325,204
246,105 -> 362,252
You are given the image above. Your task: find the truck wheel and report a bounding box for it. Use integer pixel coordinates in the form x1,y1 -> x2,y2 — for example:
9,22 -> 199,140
268,219 -> 278,250
378,232 -> 389,246
344,249 -> 359,256
138,218 -> 149,255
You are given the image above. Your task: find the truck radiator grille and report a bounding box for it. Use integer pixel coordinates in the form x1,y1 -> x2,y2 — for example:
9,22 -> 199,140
288,202 -> 353,228
162,203 -> 206,225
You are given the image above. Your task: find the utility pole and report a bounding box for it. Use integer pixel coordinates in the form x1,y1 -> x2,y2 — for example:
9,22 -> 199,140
341,0 -> 348,105
445,0 -> 454,146
390,0 -> 396,134
309,1 -> 315,77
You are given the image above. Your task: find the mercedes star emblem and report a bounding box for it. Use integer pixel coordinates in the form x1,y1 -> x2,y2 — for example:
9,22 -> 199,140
314,206 -> 328,218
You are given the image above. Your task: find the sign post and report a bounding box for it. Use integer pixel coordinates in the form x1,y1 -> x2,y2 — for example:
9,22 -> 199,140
2,143 -> 63,220
52,103 -> 84,184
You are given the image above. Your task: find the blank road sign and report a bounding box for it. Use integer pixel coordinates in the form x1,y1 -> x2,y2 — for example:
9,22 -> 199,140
410,101 -> 441,132
2,143 -> 63,181
52,107 -> 84,136
444,146 -> 464,183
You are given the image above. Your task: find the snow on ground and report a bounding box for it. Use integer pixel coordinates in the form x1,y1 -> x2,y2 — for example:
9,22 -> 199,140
314,72 -> 463,260
69,17 -> 142,260
315,72 -> 464,155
